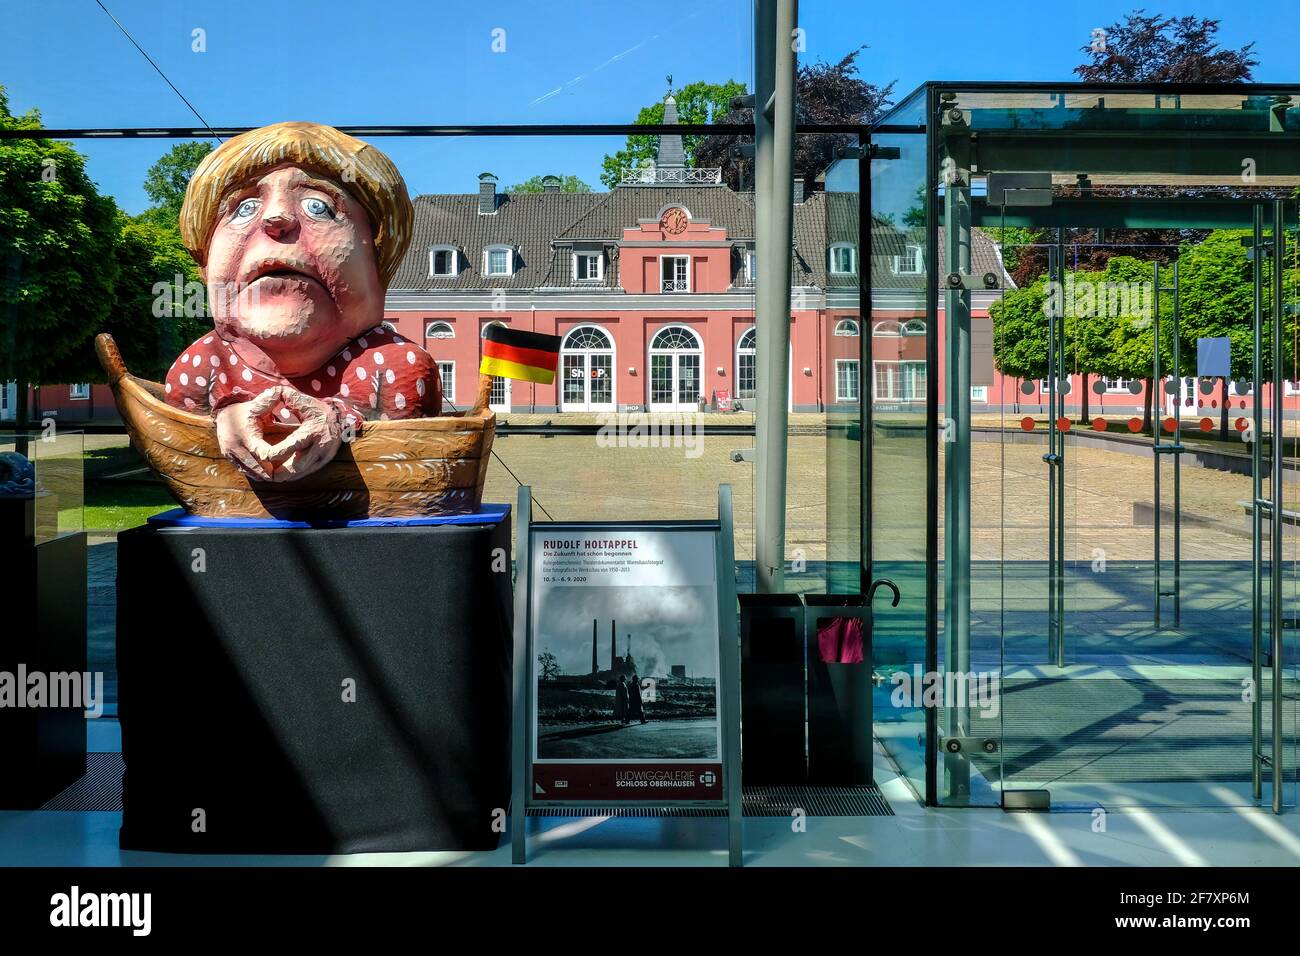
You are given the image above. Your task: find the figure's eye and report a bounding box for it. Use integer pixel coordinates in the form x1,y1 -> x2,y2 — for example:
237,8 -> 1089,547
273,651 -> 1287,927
302,197 -> 335,220
230,198 -> 260,224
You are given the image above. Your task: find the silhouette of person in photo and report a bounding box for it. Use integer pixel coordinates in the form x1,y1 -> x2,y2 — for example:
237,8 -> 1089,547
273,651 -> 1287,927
628,673 -> 646,725
614,675 -> 629,724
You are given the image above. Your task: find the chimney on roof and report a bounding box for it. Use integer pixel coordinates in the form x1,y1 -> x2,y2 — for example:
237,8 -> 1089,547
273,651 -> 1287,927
656,91 -> 686,169
793,177 -> 805,204
542,175 -> 561,193
478,172 -> 498,215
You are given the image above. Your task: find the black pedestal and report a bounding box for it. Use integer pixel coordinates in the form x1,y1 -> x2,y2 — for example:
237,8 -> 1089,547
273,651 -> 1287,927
115,517 -> 512,854
0,496 -> 88,809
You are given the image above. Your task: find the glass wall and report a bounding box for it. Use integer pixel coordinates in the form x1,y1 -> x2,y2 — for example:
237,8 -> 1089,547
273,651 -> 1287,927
864,84 -> 930,802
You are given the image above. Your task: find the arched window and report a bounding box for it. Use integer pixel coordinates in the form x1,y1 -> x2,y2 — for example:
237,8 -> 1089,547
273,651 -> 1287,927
425,321 -> 454,339
834,319 -> 860,337
560,325 -> 615,411
829,242 -> 857,275
736,327 -> 757,400
872,320 -> 903,337
649,325 -> 703,411
901,319 -> 926,336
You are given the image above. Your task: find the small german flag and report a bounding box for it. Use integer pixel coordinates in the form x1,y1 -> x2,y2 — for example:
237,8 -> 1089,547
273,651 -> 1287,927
480,325 -> 562,385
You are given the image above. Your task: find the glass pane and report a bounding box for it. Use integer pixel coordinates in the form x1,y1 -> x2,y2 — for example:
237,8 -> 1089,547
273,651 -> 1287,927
562,354 -> 586,405
590,354 -> 613,405
864,127 -> 930,802
650,354 -> 673,405
677,355 -> 700,406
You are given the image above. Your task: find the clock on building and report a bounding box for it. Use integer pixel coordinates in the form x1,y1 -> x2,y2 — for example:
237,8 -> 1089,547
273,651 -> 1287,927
659,207 -> 688,236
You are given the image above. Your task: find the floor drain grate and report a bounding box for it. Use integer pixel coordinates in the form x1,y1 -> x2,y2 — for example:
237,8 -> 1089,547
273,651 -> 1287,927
743,785 -> 894,817
40,753 -> 124,811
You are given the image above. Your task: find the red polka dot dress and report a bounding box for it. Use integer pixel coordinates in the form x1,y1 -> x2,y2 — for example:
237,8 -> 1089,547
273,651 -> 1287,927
163,325 -> 442,430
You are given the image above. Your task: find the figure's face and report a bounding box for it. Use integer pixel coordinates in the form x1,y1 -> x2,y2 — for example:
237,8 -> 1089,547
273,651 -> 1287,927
205,165 -> 382,375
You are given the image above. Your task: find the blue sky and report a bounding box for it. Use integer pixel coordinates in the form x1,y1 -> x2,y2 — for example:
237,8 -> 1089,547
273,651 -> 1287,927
1,0 -> 1293,213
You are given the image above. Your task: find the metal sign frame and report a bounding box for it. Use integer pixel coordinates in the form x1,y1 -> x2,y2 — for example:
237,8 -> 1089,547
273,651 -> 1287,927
511,484 -> 742,865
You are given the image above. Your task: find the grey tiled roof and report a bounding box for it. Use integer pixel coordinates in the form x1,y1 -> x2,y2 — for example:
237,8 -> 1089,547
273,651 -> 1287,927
392,183 -> 1011,293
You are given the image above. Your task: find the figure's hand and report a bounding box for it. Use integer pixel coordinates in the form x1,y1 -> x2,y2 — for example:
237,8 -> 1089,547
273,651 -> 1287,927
254,386 -> 343,481
216,398 -> 278,481
216,387 -> 342,482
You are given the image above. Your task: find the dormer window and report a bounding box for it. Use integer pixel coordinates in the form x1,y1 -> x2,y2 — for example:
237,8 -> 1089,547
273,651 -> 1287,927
430,245 -> 458,277
829,243 -> 857,275
573,251 -> 603,283
892,244 -> 923,275
484,245 -> 514,277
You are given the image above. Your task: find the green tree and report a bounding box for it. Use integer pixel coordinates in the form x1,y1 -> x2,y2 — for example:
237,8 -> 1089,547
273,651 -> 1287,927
0,87 -> 120,427
108,217 -> 207,381
600,79 -> 747,188
137,141 -> 214,228
1076,11 -> 1257,82
505,174 -> 592,194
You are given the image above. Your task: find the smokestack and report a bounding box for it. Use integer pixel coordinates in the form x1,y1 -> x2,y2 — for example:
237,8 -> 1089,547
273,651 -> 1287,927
611,619 -> 616,670
542,175 -> 561,193
792,177 -> 805,204
478,172 -> 498,215
591,619 -> 598,675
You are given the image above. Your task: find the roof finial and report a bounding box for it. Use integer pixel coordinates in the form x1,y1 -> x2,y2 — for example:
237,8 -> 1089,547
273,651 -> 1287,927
666,74 -> 673,96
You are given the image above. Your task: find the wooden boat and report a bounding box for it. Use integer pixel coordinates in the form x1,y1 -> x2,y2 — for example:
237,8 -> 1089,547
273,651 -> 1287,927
95,333 -> 496,521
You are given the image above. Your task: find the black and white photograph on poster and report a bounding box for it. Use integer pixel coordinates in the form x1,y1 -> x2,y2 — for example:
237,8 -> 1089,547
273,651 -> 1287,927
530,530 -> 721,763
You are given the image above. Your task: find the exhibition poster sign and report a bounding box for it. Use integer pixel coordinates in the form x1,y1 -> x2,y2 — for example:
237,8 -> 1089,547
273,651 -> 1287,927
529,527 -> 724,802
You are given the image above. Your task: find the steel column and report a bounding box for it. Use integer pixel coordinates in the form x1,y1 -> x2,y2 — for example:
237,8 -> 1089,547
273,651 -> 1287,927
752,0 -> 796,594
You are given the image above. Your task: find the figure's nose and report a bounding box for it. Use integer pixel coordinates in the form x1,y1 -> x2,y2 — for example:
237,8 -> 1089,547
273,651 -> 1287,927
260,195 -> 298,239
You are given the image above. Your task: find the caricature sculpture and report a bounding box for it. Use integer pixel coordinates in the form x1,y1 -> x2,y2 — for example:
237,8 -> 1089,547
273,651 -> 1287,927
96,122 -> 494,519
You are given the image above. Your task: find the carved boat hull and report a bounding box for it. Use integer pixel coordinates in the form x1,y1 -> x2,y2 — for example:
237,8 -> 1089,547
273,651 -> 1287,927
95,334 -> 496,520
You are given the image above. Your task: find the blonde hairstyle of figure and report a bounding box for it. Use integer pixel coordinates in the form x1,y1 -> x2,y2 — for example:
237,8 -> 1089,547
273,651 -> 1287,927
179,122 -> 414,288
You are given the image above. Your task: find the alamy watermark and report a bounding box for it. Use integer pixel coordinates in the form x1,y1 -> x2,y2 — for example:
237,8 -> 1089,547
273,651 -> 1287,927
152,274 -> 260,319
888,665 -> 999,718
0,665 -> 105,718
1043,274 -> 1153,324
595,411 -> 704,459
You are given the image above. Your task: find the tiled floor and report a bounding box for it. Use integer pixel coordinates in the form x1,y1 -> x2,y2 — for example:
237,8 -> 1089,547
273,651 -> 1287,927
2,730 -> 1297,868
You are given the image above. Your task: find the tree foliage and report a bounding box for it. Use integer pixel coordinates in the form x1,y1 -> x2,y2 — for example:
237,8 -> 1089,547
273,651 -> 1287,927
600,80 -> 746,189
1076,10 -> 1257,83
505,174 -> 592,194
697,48 -> 894,191
0,88 -> 120,385
137,141 -> 214,228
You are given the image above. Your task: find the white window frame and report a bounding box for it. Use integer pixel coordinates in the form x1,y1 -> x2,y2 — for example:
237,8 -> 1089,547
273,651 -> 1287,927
1230,379 -> 1254,396
2,381 -> 16,419
429,245 -> 459,277
1102,376 -> 1131,393
874,360 -> 927,403
484,245 -> 514,277
834,318 -> 860,337
572,250 -> 603,283
736,326 -> 757,400
425,320 -> 455,340
872,320 -> 902,337
745,248 -> 757,283
481,322 -> 512,412
659,254 -> 691,293
901,319 -> 926,336
69,383 -> 91,401
835,358 -> 861,403
559,324 -> 616,412
891,243 -> 923,275
434,361 -> 455,408
970,385 -> 988,403
829,242 -> 857,275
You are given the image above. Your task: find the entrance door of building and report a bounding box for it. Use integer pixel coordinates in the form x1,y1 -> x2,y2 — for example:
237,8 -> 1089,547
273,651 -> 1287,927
560,326 -> 615,412
967,217 -> 1296,812
648,325 -> 702,412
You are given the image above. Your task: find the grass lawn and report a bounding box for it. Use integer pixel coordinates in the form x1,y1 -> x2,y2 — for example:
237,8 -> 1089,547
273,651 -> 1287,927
82,481 -> 175,532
